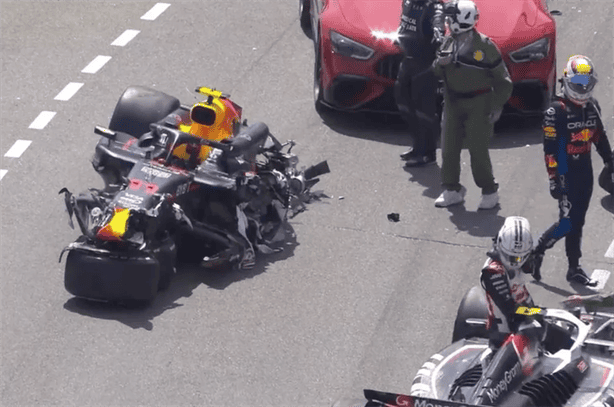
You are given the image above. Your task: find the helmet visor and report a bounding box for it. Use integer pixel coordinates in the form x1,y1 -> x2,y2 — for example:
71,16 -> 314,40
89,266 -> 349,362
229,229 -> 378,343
503,253 -> 530,269
567,76 -> 596,98
191,105 -> 217,126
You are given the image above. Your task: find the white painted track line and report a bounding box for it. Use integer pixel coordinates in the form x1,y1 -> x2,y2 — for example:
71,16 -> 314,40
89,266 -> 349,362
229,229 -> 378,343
82,55 -> 112,73
141,3 -> 170,20
606,239 -> 614,259
111,30 -> 140,46
0,170 -> 7,181
28,111 -> 56,129
54,82 -> 83,101
5,140 -> 32,158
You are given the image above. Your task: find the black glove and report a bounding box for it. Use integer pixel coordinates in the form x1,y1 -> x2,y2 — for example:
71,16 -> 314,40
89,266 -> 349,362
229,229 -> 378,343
521,256 -> 534,274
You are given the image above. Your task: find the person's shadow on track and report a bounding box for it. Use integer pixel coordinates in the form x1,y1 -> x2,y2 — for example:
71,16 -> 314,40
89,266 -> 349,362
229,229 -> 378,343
444,204 -> 506,238
63,223 -> 299,330
532,279 -> 604,297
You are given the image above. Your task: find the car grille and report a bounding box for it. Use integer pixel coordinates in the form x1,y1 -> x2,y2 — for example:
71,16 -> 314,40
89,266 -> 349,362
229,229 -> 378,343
376,54 -> 403,80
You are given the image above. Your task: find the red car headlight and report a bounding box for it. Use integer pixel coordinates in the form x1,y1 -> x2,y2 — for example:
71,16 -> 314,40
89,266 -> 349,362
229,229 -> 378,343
330,30 -> 375,60
509,38 -> 550,63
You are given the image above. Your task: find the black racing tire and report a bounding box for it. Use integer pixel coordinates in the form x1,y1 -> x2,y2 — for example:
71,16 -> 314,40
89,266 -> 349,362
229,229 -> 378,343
299,0 -> 313,39
152,237 -> 177,291
64,246 -> 160,304
452,286 -> 490,342
108,86 -> 180,137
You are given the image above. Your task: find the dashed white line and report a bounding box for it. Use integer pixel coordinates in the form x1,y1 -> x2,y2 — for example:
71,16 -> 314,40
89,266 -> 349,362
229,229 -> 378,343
29,111 -> 56,129
5,140 -> 32,158
0,170 -> 7,181
111,30 -> 140,47
82,55 -> 112,73
54,82 -> 84,101
606,240 -> 614,259
141,3 -> 170,20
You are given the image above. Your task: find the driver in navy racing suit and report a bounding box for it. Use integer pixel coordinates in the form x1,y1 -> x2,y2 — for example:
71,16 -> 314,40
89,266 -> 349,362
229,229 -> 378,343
531,55 -> 613,286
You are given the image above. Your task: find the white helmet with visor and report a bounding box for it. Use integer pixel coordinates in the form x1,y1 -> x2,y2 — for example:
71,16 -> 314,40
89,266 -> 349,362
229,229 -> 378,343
496,216 -> 533,270
445,0 -> 479,35
562,55 -> 598,105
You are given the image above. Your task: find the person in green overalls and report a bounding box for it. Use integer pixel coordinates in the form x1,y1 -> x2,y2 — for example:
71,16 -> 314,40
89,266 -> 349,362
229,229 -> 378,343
432,0 -> 512,209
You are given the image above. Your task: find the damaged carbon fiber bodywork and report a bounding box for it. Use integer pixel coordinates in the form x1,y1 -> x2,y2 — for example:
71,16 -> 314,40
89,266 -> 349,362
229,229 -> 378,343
59,86 -> 329,305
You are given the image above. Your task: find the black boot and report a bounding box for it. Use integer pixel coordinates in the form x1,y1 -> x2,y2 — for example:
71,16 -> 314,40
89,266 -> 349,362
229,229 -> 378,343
566,265 -> 597,287
404,151 -> 436,167
400,147 -> 414,160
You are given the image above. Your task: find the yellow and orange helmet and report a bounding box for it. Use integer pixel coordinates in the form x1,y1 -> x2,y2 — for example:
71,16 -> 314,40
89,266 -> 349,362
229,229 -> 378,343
174,87 -> 242,163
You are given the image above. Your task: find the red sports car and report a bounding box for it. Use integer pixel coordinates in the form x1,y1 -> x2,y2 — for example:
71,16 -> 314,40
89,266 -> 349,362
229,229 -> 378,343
299,0 -> 560,115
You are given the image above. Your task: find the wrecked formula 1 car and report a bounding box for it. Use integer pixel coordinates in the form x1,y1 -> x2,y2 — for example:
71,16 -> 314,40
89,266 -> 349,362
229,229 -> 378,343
59,86 -> 330,304
333,287 -> 614,407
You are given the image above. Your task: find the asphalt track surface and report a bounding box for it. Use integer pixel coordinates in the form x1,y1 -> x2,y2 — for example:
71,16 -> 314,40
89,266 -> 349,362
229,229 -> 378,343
0,1 -> 612,406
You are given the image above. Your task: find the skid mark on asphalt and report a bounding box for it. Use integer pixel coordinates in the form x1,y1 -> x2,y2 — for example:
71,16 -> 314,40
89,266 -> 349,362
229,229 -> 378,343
82,55 -> 112,73
28,111 -> 56,129
54,82 -> 84,101
111,30 -> 140,46
141,3 -> 170,20
5,140 -> 32,158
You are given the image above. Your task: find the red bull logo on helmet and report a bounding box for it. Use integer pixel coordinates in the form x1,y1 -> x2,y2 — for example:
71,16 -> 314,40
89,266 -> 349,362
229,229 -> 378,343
566,55 -> 593,76
571,58 -> 592,75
